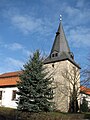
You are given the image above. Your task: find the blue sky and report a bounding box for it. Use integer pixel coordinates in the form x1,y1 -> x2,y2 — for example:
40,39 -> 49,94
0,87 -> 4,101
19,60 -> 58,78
0,0 -> 90,73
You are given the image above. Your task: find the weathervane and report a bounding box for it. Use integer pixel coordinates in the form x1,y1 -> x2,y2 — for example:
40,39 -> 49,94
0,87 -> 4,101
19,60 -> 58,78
60,14 -> 62,21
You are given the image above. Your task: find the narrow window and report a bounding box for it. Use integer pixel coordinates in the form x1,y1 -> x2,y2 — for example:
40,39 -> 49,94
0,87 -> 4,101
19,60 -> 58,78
12,90 -> 17,100
52,63 -> 54,68
55,53 -> 58,57
52,54 -> 54,57
0,91 -> 2,100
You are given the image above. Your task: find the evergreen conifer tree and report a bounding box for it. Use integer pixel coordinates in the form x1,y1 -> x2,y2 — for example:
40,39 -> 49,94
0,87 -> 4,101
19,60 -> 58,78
17,50 -> 54,112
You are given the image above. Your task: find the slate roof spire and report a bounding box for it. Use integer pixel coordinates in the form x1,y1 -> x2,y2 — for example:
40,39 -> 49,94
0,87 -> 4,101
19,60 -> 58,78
50,15 -> 70,55
44,16 -> 80,69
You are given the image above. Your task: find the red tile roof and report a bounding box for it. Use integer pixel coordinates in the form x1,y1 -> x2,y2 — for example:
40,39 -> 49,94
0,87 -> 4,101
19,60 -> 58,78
0,71 -> 22,86
80,86 -> 90,95
0,71 -> 22,78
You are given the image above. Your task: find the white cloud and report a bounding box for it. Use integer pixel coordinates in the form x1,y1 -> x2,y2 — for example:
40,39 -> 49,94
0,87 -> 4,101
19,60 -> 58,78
4,43 -> 23,50
1,1 -> 90,48
5,57 -> 24,68
58,1 -> 90,48
3,7 -> 53,36
10,14 -> 53,36
68,26 -> 90,47
0,57 -> 24,74
60,1 -> 90,26
66,7 -> 89,25
10,15 -> 43,34
22,49 -> 32,56
76,0 -> 85,8
3,42 -> 31,56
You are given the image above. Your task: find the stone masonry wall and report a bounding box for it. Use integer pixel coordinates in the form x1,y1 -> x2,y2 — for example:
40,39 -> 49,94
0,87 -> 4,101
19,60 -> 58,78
44,60 -> 80,112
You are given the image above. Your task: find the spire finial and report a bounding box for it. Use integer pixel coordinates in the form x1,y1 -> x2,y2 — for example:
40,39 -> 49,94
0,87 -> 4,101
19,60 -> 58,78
60,14 -> 62,21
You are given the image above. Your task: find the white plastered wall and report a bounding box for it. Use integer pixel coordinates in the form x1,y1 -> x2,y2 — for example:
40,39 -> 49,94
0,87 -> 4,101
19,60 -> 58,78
0,87 -> 19,108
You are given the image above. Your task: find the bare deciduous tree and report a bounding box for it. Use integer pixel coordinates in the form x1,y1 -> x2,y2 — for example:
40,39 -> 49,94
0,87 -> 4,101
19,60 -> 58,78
61,66 -> 80,113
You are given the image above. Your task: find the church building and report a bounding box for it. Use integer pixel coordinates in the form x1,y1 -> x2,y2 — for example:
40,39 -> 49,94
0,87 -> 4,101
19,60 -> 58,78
0,17 -> 80,112
44,17 -> 80,112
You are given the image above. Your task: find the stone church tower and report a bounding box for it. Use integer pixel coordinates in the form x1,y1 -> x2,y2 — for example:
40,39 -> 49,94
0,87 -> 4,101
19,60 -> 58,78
44,17 -> 80,112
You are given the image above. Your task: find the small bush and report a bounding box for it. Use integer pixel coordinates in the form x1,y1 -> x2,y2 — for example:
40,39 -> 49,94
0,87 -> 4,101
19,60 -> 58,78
80,97 -> 89,112
0,107 -> 16,120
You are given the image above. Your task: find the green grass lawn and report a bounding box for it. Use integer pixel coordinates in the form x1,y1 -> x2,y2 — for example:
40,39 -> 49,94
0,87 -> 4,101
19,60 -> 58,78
0,107 -> 90,120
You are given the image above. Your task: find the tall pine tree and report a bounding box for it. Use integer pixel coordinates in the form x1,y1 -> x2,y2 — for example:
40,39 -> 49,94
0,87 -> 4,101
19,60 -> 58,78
17,50 -> 54,112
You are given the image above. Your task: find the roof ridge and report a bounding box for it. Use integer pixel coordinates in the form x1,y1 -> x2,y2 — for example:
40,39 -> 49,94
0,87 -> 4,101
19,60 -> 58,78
0,71 -> 22,78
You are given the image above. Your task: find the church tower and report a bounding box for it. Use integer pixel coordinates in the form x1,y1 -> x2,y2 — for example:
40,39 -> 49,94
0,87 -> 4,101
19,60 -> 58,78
44,16 -> 80,112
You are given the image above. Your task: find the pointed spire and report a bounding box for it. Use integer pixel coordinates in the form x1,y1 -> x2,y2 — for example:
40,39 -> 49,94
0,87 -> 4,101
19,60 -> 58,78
50,15 -> 70,55
44,16 -> 80,69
